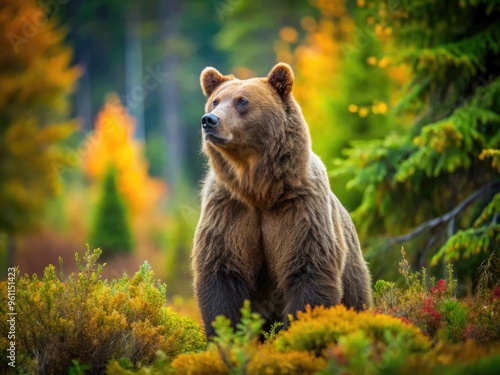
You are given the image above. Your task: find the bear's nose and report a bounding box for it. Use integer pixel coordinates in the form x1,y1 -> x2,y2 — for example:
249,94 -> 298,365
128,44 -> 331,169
201,113 -> 220,130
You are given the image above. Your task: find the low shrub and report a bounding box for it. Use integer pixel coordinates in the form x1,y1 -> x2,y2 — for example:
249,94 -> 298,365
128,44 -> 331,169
2,246 -> 500,374
0,248 -> 206,374
166,302 -> 500,375
373,248 -> 500,345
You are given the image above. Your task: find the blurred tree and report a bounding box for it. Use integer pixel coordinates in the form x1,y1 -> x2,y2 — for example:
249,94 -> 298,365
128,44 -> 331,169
0,0 -> 79,266
61,0 -> 228,187
334,0 -> 500,286
281,0 -> 399,208
214,0 -> 317,75
61,0 -> 128,131
89,166 -> 134,257
84,95 -> 166,220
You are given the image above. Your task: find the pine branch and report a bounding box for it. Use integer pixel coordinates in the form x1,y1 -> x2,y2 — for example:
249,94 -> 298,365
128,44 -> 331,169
386,179 -> 500,246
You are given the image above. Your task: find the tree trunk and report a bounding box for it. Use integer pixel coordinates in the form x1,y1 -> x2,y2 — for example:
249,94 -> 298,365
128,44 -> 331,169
159,0 -> 184,191
125,4 -> 145,141
72,0 -> 93,132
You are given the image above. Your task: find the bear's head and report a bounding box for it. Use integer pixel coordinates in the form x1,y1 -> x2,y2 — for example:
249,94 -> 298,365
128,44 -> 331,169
199,63 -> 297,155
199,63 -> 311,207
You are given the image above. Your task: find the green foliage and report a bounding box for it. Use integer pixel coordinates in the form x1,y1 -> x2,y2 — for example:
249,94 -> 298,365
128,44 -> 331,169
89,167 -> 134,258
162,190 -> 200,297
438,299 -> 468,343
68,360 -> 91,375
213,0 -> 316,73
211,300 -> 264,374
327,5 -> 397,209
262,321 -> 284,344
0,248 -> 206,374
333,0 -> 500,280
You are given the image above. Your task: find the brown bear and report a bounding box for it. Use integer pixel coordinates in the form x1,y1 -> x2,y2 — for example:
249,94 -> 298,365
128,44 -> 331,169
192,63 -> 372,337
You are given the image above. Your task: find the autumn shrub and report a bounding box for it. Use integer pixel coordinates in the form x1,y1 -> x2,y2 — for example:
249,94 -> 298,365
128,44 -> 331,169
169,303 -> 431,375
3,247 -> 499,375
0,248 -> 205,374
373,248 -> 500,345
460,286 -> 500,345
171,300 -> 263,375
107,299 -> 500,375
400,341 -> 500,375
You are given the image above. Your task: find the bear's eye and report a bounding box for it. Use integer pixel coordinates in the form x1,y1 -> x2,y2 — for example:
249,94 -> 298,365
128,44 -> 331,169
212,99 -> 219,107
238,98 -> 248,107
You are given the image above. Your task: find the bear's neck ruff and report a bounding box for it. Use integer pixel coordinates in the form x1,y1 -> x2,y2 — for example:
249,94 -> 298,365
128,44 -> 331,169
205,119 -> 311,210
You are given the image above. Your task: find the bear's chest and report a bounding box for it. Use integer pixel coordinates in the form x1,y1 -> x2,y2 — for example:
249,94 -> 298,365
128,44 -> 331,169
259,207 -> 300,277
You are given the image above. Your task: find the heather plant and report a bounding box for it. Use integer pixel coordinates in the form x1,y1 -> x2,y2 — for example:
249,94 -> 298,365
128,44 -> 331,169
373,248 -> 499,345
0,248 -> 205,374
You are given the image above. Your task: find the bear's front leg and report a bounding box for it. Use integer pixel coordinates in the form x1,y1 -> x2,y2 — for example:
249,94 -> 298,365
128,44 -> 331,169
281,262 -> 343,326
262,197 -> 345,327
192,183 -> 261,337
194,268 -> 250,337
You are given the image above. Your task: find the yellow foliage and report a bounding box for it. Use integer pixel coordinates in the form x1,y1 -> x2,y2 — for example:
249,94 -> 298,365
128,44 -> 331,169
274,305 -> 431,355
172,339 -> 327,374
84,95 -> 166,219
247,347 -> 327,374
377,102 -> 388,114
279,26 -> 298,43
348,104 -> 359,113
0,249 -> 206,373
279,1 -> 353,158
479,148 -> 500,172
0,0 -> 80,233
171,349 -> 227,375
358,107 -> 369,118
0,0 -> 80,114
414,122 -> 463,153
300,16 -> 317,32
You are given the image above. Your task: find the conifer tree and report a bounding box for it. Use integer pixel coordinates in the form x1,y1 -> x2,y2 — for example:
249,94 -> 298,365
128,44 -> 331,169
0,0 -> 79,266
84,95 -> 166,220
334,0 -> 500,283
89,167 -> 134,258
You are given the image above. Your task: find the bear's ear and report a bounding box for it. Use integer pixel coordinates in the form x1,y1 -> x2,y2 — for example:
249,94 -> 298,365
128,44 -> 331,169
200,67 -> 233,97
267,63 -> 294,97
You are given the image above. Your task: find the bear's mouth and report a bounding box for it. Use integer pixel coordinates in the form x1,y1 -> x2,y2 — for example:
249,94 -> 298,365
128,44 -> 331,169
204,132 -> 228,145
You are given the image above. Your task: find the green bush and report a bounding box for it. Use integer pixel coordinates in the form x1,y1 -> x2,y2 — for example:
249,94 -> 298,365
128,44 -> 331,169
0,248 -> 206,374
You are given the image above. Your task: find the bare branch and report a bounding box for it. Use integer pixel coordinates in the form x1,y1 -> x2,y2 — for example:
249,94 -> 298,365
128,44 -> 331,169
386,180 -> 500,246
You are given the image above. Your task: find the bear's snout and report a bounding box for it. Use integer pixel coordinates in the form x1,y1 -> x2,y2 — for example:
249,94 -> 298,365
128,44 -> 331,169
201,113 -> 219,131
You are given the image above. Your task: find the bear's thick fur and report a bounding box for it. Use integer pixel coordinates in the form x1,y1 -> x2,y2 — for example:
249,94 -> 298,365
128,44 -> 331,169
192,63 -> 372,337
